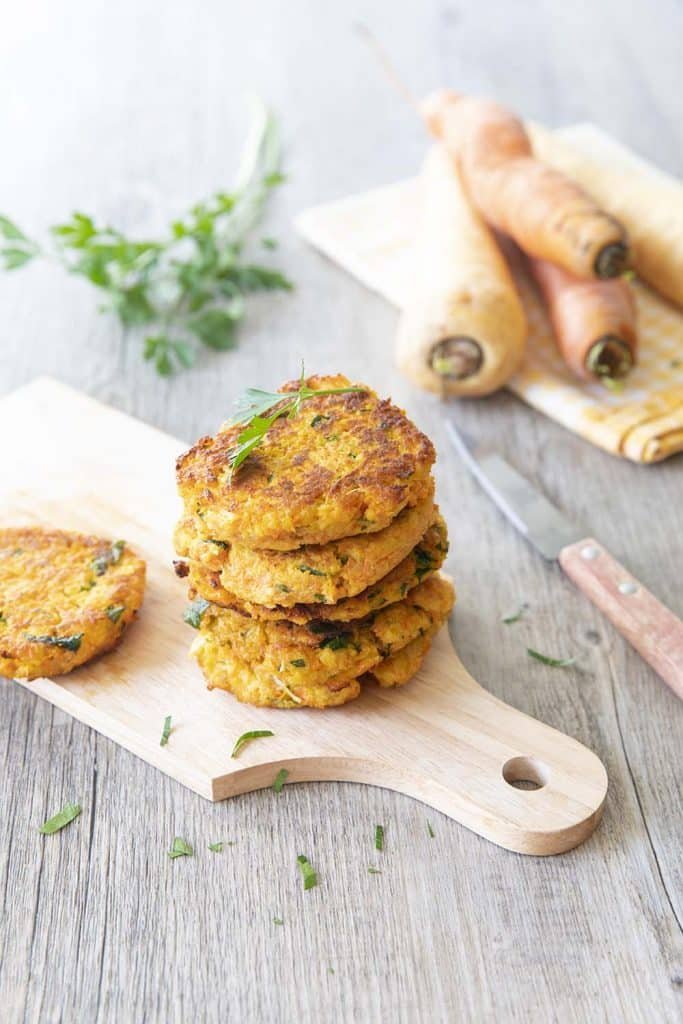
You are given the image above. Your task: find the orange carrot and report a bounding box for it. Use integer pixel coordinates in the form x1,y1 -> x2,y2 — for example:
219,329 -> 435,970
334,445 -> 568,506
421,90 -> 629,280
529,257 -> 637,382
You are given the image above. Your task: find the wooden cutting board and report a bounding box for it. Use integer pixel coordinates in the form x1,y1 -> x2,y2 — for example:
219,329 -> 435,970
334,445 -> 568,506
1,378 -> 608,855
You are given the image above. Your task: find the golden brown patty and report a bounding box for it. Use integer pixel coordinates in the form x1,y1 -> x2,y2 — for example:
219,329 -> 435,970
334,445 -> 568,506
185,513 -> 449,623
189,574 -> 455,708
364,623 -> 438,688
0,528 -> 146,680
176,374 -> 436,550
173,490 -> 435,608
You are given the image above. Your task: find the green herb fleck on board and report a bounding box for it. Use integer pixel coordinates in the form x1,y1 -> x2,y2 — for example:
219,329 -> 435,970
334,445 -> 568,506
231,729 -> 274,758
297,854 -> 317,891
39,802 -> 81,835
502,603 -> 528,625
25,633 -> 83,652
208,841 -> 224,853
375,825 -> 384,851
427,821 -> 435,839
160,715 -> 172,747
527,648 -> 576,668
273,768 -> 288,793
368,867 -> 382,875
183,597 -> 210,628
168,837 -> 193,859
273,916 -> 284,925
106,604 -> 125,624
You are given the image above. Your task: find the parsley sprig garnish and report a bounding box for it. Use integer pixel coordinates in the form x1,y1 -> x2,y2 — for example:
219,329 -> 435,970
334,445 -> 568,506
227,367 -> 364,477
0,99 -> 291,376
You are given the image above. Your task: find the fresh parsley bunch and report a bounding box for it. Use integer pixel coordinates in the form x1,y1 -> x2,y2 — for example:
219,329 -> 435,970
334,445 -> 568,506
0,98 -> 291,375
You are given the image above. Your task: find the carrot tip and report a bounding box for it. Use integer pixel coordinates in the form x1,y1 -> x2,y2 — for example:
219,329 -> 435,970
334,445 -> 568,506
594,243 -> 629,279
431,338 -> 483,380
586,336 -> 633,381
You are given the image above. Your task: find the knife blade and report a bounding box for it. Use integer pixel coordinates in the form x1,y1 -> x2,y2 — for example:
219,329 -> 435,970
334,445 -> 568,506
447,421 -> 683,700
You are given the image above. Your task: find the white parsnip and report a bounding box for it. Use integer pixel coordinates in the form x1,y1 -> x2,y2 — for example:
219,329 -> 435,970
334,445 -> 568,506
396,144 -> 527,396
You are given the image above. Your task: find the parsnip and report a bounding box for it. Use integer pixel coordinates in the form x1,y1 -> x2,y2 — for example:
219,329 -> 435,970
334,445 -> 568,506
396,145 -> 527,396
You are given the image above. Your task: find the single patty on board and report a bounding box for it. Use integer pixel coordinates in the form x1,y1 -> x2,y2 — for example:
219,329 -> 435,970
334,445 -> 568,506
184,513 -> 449,623
176,374 -> 435,551
0,528 -> 146,680
173,488 -> 435,607
188,574 -> 455,708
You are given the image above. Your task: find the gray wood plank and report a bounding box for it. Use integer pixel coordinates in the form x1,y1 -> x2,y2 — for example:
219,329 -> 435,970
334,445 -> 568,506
0,1 -> 681,1021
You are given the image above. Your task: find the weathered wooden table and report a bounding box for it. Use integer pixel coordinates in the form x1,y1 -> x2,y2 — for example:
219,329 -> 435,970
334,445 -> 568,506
1,2 -> 681,1020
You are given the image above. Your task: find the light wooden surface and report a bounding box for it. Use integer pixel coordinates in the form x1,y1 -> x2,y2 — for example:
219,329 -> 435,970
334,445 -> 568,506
0,1 -> 681,1021
4,379 -> 608,854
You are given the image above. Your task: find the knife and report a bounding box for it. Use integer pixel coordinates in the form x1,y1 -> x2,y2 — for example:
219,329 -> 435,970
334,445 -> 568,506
447,423 -> 683,701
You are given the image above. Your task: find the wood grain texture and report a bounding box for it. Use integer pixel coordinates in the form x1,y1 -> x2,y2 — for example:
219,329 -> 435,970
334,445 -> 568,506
0,1 -> 681,1021
3,379 -> 608,854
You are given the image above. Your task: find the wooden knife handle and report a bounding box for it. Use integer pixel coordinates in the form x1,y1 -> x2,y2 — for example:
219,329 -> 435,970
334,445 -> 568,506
559,538 -> 683,700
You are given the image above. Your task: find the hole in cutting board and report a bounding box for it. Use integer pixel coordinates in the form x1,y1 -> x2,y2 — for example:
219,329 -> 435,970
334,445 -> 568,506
502,756 -> 548,791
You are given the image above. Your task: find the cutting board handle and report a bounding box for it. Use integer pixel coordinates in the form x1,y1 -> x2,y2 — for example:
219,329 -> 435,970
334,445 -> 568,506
214,629 -> 609,857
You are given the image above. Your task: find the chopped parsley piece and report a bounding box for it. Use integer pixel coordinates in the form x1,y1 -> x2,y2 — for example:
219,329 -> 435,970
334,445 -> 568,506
92,540 -> 125,576
80,579 -> 96,591
427,821 -> 435,838
168,837 -> 193,859
276,583 -> 291,593
318,633 -> 359,652
0,611 -> 6,625
160,715 -> 172,746
183,597 -> 210,628
313,593 -> 325,603
368,867 -> 382,874
273,916 -> 284,925
208,841 -> 224,853
290,658 -> 306,668
338,555 -> 349,566
297,564 -> 325,576
310,413 -> 330,428
375,825 -> 384,851
297,854 -> 317,890
208,538 -> 229,550
502,603 -> 528,625
414,548 -> 434,581
106,604 -> 125,623
273,768 -> 288,793
25,632 -> 83,652
527,648 -> 576,668
231,729 -> 274,758
39,802 -> 81,834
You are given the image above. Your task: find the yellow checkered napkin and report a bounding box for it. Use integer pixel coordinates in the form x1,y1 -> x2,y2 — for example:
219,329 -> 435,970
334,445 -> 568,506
296,125 -> 683,463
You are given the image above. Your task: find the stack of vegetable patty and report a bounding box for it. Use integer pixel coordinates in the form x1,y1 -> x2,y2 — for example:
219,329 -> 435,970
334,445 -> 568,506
174,374 -> 454,708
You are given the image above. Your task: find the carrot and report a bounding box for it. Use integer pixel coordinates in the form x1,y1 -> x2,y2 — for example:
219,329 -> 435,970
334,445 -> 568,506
529,257 -> 637,383
421,90 -> 629,280
396,145 -> 527,397
528,123 -> 683,309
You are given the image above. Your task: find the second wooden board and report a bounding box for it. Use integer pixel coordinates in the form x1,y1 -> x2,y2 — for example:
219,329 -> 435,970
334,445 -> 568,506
1,378 -> 608,855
